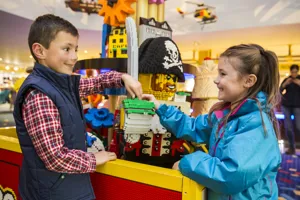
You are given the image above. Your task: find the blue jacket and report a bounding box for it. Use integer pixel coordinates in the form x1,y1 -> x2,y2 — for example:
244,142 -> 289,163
156,92 -> 281,199
13,63 -> 95,200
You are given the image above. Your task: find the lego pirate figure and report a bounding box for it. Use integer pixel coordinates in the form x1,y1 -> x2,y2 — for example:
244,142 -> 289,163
115,38 -> 191,168
138,37 -> 185,101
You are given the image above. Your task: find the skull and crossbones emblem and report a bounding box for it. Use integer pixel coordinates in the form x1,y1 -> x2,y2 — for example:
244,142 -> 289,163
163,41 -> 183,72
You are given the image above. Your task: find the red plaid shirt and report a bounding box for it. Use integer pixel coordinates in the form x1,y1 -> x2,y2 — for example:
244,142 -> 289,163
22,71 -> 123,174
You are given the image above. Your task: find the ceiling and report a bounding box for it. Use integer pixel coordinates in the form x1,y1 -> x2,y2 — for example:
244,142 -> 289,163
0,0 -> 300,76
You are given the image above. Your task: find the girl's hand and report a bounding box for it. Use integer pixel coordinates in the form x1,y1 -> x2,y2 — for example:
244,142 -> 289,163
142,94 -> 160,110
172,160 -> 180,170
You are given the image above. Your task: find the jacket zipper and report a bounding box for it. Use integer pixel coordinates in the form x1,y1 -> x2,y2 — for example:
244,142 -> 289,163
212,122 -> 225,156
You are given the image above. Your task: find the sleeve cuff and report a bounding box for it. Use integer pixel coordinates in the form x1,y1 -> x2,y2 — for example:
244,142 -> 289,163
89,153 -> 97,172
114,72 -> 124,87
178,151 -> 207,175
155,104 -> 168,117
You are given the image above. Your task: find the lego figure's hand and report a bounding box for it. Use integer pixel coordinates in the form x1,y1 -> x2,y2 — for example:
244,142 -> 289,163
94,151 -> 117,166
142,94 -> 160,110
121,74 -> 143,99
172,160 -> 180,170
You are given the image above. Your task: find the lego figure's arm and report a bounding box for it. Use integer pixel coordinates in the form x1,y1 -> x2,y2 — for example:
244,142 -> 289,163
156,104 -> 213,144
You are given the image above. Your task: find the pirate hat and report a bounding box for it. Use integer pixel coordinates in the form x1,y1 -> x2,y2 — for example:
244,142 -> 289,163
139,37 -> 185,82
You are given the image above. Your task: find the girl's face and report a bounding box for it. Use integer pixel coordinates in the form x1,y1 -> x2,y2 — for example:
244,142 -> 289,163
214,57 -> 249,103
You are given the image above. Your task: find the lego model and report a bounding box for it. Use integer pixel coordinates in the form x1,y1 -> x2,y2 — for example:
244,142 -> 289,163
126,17 -> 139,79
85,107 -> 114,148
98,0 -> 136,27
177,1 -> 217,24
0,185 -> 16,200
134,0 -> 166,26
86,132 -> 105,153
85,69 -> 103,108
110,23 -> 193,167
115,98 -> 192,168
108,27 -> 128,58
191,58 -> 219,116
139,17 -> 172,45
65,0 -> 102,14
138,37 -> 185,101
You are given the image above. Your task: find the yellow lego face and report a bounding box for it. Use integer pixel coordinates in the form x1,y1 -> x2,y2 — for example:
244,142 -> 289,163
151,74 -> 178,92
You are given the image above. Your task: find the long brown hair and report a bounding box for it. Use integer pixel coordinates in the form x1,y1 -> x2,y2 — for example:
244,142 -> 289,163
209,44 -> 281,137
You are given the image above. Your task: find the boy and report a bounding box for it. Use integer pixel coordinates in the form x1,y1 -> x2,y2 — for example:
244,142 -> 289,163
13,14 -> 142,200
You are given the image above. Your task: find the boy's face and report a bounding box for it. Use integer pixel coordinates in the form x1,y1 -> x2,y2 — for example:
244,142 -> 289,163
39,31 -> 78,75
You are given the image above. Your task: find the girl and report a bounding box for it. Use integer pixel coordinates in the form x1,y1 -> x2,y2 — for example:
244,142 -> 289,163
143,44 -> 281,199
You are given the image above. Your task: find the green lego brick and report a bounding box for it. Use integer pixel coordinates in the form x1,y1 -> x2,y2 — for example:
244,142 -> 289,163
123,98 -> 155,109
126,109 -> 155,115
176,91 -> 191,96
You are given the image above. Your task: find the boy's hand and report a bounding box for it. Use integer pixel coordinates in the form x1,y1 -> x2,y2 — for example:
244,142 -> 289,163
142,94 -> 160,110
94,151 -> 117,166
121,74 -> 143,99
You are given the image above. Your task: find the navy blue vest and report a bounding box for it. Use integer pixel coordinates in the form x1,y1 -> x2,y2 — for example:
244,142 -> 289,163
13,63 -> 95,200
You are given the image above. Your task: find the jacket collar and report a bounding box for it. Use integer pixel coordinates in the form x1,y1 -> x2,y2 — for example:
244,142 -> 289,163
32,62 -> 80,91
214,91 -> 269,120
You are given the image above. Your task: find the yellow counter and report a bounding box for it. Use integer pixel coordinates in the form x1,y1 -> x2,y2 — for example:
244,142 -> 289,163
0,127 -> 206,200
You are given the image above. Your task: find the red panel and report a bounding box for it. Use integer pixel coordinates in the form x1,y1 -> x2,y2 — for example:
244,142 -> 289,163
91,173 -> 182,200
0,149 -> 23,200
0,149 -> 182,200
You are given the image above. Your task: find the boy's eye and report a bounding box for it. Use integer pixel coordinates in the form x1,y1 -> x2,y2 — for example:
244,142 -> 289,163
63,47 -> 70,52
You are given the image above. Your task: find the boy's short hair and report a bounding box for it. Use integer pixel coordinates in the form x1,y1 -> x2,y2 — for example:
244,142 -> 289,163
28,14 -> 79,62
290,64 -> 299,71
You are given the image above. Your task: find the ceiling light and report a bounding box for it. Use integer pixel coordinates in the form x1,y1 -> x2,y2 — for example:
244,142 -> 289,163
5,66 -> 10,70
6,60 -> 10,63
11,72 -> 15,74
14,61 -> 19,65
0,58 -> 2,61
14,67 -> 19,71
29,55 -> 33,58
84,50 -> 88,53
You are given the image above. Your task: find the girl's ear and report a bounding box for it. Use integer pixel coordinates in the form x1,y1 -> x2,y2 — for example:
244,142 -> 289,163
244,74 -> 257,88
32,43 -> 46,60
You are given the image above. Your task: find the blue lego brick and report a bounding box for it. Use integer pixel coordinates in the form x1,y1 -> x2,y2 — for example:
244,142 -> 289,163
85,108 -> 114,129
101,24 -> 111,58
